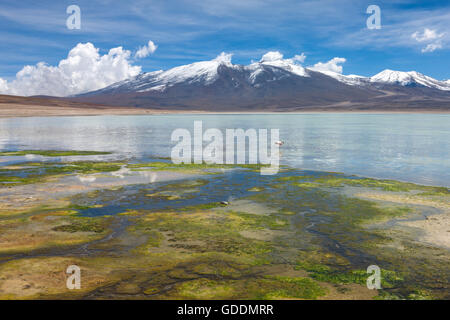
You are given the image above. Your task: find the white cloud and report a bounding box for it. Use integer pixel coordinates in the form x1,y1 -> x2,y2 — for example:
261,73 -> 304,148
421,42 -> 442,53
257,51 -> 308,77
412,28 -> 444,42
260,51 -> 284,62
310,57 -> 346,74
259,51 -> 307,64
0,78 -> 8,93
213,52 -> 233,64
135,40 -> 158,59
411,28 -> 445,53
0,42 -> 144,97
291,53 -> 306,63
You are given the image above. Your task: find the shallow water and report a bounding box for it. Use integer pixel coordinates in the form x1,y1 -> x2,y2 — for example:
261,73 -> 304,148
0,113 -> 449,187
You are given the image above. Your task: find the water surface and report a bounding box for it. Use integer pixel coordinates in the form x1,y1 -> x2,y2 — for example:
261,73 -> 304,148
0,113 -> 448,187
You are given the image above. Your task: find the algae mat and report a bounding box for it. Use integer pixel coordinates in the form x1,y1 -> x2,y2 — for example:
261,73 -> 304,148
0,152 -> 449,300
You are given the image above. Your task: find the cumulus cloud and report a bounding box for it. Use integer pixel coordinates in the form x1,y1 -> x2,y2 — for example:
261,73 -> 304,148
259,51 -> 307,64
310,57 -> 346,74
421,43 -> 442,53
411,28 -> 445,53
291,53 -> 306,63
0,78 -> 8,93
256,51 -> 308,77
260,51 -> 284,62
0,42 -> 146,97
412,28 -> 444,42
135,40 -> 158,59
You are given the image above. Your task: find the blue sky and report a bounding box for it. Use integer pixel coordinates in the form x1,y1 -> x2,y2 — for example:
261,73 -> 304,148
0,0 -> 449,82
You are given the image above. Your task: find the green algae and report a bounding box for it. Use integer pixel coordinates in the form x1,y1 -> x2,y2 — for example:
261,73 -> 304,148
45,161 -> 124,174
416,187 -> 450,196
248,187 -> 264,192
174,276 -> 326,300
277,172 -> 450,194
259,276 -> 327,299
0,155 -> 448,300
295,261 -> 403,288
127,161 -> 271,173
140,211 -> 273,260
292,182 -> 320,189
52,219 -> 105,233
143,179 -> 209,201
0,149 -> 122,187
0,161 -> 125,187
327,196 -> 412,226
231,211 -> 288,230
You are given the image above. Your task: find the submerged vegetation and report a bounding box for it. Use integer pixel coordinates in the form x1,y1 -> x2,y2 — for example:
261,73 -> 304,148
278,173 -> 449,194
0,150 -> 448,299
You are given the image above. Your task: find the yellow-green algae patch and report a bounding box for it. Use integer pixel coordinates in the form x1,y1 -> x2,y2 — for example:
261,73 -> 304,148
171,276 -> 326,300
0,155 -> 449,300
0,256 -> 124,299
0,161 -> 126,187
0,211 -> 111,254
126,161 -> 275,175
278,173 -> 449,194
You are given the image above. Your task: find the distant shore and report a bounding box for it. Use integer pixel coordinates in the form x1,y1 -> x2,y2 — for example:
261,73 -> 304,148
0,103 -> 177,118
1,103 -> 450,118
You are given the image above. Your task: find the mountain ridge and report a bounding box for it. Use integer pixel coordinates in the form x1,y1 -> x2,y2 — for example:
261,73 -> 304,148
73,54 -> 450,111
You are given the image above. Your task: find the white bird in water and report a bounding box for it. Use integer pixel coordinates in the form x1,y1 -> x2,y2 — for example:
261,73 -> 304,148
275,140 -> 284,146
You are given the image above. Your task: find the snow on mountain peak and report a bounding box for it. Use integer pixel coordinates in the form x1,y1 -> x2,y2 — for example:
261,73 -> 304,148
91,53 -> 450,95
371,69 -> 416,85
133,53 -> 239,92
304,57 -> 370,86
370,69 -> 450,90
305,68 -> 368,86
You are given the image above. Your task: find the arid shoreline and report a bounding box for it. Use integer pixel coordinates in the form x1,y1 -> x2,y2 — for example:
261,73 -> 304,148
1,94 -> 450,117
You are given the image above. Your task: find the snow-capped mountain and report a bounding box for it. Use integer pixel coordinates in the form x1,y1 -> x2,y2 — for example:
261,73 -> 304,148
93,52 -> 310,94
95,53 -> 237,94
307,68 -> 450,91
90,55 -> 450,95
258,59 -> 308,78
305,69 -> 369,86
76,55 -> 450,111
369,69 -> 450,91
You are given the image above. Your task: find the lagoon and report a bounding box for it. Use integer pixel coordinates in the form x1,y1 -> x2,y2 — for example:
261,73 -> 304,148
0,113 -> 449,187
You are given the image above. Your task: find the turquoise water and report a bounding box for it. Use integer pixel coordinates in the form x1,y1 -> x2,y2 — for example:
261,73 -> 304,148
0,113 -> 449,187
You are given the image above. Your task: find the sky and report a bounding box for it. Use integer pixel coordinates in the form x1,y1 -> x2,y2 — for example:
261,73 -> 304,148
0,0 -> 449,96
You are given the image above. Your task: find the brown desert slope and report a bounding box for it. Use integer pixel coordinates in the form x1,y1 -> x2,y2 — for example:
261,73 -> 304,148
1,92 -> 450,118
0,94 -> 166,117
